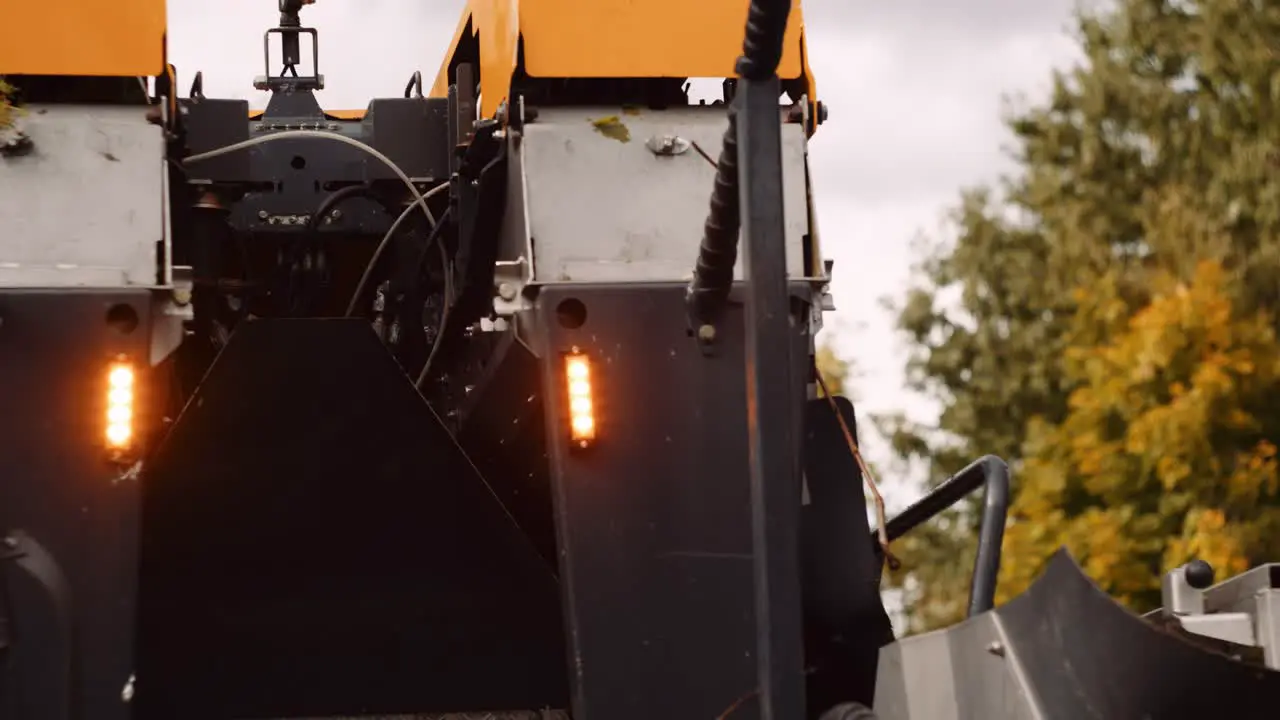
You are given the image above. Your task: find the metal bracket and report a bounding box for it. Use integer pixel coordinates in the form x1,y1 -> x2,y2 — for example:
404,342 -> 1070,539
255,24 -> 324,92
493,258 -> 533,316
404,70 -> 424,99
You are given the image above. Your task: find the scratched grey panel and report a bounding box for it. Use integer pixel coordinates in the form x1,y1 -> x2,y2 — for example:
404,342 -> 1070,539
0,105 -> 164,288
518,106 -> 811,284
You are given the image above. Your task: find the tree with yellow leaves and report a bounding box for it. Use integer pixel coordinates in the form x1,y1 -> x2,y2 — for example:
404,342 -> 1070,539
0,78 -> 15,130
885,0 -> 1280,630
815,339 -> 851,398
1001,256 -> 1280,609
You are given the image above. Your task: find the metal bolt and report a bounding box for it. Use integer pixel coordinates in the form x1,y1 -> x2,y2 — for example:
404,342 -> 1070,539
817,102 -> 829,124
697,324 -> 717,342
986,641 -> 1005,657
258,210 -> 269,220
497,283 -> 517,301
330,209 -> 342,220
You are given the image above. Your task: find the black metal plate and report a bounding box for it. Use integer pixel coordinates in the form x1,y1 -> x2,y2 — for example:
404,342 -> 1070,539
528,283 -> 811,720
181,97 -> 252,181
1001,549 -> 1280,719
454,331 -> 558,568
0,290 -> 153,720
364,98 -> 451,184
801,397 -> 893,713
135,319 -> 567,719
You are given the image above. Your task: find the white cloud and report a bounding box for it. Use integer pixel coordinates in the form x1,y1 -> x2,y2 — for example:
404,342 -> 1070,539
802,3 -> 1083,502
167,0 -> 465,108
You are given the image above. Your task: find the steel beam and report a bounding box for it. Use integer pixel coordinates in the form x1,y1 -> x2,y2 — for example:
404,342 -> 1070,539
737,74 -> 807,719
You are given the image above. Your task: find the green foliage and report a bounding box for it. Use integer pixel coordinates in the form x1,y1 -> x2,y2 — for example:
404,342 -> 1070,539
0,78 -> 14,130
816,339 -> 852,398
1004,258 -> 1280,608
888,0 -> 1280,632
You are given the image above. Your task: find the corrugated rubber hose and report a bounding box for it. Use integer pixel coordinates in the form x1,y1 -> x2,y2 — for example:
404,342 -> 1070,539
688,0 -> 793,328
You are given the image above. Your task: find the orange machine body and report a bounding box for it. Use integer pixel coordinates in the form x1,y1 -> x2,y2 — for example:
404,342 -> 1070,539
0,0 -> 167,76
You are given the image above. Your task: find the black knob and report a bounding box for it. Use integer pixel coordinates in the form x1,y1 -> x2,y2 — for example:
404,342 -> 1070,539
1185,559 -> 1215,589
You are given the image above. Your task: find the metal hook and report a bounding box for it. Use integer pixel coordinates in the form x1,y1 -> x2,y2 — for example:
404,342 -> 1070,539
404,71 -> 424,99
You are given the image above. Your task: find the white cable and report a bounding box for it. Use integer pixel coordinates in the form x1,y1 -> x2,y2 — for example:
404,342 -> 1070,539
183,129 -> 438,228
182,129 -> 460,388
345,180 -> 451,317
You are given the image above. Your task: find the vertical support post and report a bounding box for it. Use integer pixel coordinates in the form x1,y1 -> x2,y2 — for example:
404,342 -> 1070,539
737,75 -> 806,718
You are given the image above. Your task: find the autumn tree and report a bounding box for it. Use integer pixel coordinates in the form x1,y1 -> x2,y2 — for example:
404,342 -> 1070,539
816,338 -> 852,398
0,78 -> 16,132
886,0 -> 1280,631
0,80 -> 12,124
1002,232 -> 1280,608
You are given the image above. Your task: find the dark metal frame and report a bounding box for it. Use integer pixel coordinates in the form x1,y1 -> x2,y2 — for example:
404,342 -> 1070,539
737,73 -> 807,719
531,282 -> 814,719
0,290 -> 154,720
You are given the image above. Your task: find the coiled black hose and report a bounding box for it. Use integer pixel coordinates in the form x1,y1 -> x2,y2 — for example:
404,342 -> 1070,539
688,0 -> 793,327
737,0 -> 793,81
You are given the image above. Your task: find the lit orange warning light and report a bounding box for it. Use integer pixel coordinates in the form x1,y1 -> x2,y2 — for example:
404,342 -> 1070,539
565,352 -> 595,447
105,360 -> 135,452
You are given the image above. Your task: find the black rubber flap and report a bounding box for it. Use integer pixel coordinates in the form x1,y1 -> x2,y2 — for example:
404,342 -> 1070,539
135,319 -> 567,719
1000,549 -> 1280,719
800,397 -> 893,713
454,332 -> 558,568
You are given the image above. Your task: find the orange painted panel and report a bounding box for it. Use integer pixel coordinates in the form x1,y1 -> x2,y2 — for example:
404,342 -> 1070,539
1,0 -> 167,76
519,0 -> 806,80
432,0 -> 815,119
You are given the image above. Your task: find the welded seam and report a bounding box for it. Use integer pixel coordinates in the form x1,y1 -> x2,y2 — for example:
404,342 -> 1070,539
992,613 -> 1048,719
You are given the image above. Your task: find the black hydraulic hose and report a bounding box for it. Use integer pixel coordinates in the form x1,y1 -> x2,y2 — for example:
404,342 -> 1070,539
287,185 -> 394,315
879,455 -> 1011,617
688,0 -> 794,327
303,184 -> 389,238
687,114 -> 742,326
737,0 -> 793,81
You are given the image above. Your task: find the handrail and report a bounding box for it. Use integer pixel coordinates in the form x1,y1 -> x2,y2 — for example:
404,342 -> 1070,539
878,455 -> 1011,617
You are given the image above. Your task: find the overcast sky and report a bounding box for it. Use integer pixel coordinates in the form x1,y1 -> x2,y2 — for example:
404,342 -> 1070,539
167,0 -> 1086,506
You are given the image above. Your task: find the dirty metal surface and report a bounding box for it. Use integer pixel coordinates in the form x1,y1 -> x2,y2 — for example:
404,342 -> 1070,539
515,107 -> 811,285
0,105 -> 164,288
